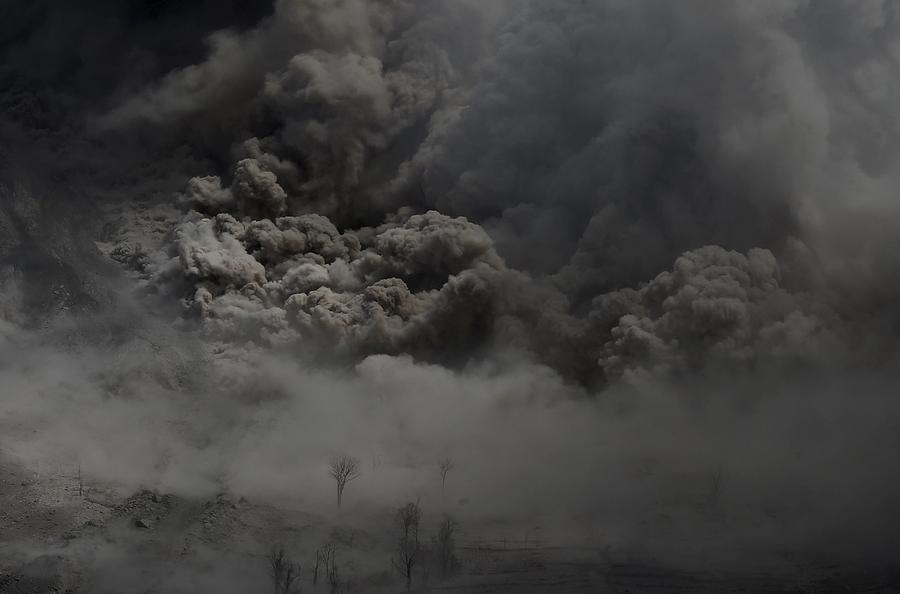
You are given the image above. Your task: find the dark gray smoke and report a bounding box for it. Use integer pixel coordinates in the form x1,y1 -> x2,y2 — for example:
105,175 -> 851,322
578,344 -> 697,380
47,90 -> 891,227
65,0 -> 898,385
2,0 -> 899,590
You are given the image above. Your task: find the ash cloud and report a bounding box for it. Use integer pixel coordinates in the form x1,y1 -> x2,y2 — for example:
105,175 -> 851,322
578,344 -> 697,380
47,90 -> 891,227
82,0 -> 900,383
2,0 -> 900,589
165,206 -> 508,359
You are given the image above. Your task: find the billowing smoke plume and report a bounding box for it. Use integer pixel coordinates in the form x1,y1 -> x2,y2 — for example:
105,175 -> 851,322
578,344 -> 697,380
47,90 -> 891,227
2,1 -> 900,588
165,207 -> 506,357
74,0 -> 899,386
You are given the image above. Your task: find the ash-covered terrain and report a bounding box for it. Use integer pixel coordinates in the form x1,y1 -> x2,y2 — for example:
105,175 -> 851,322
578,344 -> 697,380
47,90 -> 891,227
2,1 -> 900,592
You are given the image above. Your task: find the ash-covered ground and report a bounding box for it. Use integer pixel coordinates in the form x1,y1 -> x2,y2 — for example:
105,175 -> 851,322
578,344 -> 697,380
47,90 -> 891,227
2,1 -> 900,592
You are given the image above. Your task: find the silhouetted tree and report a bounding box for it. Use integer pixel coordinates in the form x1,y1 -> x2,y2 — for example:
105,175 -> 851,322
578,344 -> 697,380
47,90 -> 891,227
392,500 -> 422,592
438,458 -> 454,494
313,542 -> 336,586
269,546 -> 301,594
327,549 -> 340,594
434,515 -> 459,578
329,456 -> 360,509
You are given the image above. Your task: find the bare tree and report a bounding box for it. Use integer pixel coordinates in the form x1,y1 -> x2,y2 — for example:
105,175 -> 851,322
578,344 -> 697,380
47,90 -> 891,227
313,542 -> 336,586
329,456 -> 360,509
269,546 -> 301,594
438,458 -> 454,494
392,500 -> 422,592
434,515 -> 458,579
327,551 -> 340,594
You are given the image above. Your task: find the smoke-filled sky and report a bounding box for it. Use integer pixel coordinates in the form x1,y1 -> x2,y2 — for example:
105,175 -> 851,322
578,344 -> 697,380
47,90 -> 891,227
1,0 -> 900,581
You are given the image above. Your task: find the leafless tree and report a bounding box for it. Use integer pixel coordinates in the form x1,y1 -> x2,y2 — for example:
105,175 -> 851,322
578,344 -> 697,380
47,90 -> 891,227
327,552 -> 340,594
397,500 -> 422,541
313,542 -> 336,586
434,515 -> 458,578
329,456 -> 360,509
392,500 -> 422,592
269,546 -> 301,594
438,458 -> 454,494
